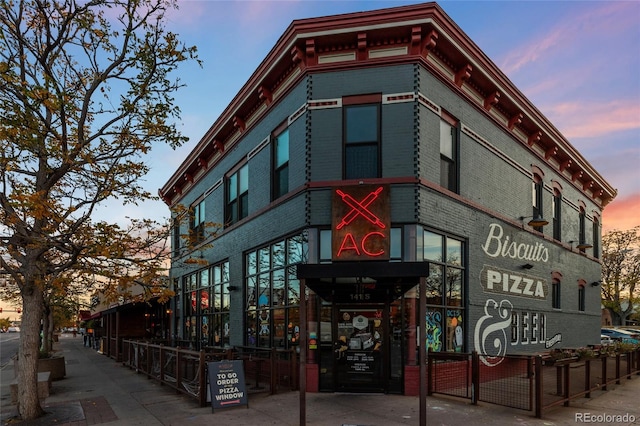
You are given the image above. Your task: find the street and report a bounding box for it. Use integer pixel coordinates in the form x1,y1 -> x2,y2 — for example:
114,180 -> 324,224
0,332 -> 19,369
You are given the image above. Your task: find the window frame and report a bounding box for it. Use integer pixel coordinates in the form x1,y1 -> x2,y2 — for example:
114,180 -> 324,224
343,94 -> 382,180
423,229 -> 466,353
532,178 -> 544,232
578,209 -> 587,253
225,162 -> 249,226
272,123 -> 289,200
181,261 -> 230,349
244,234 -> 308,349
552,279 -> 561,309
578,284 -> 585,312
439,111 -> 459,193
190,199 -> 206,244
172,217 -> 181,258
592,217 -> 600,258
552,191 -> 562,241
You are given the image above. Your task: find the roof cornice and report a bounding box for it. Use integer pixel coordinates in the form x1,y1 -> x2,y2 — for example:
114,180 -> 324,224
160,2 -> 616,208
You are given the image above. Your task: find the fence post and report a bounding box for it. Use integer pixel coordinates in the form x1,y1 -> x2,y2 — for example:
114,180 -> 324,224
270,347 -> 277,395
159,345 -> 165,383
471,351 -> 479,405
176,350 -> 182,395
626,352 -> 631,379
616,353 -> 621,385
584,359 -> 591,398
534,356 -> 542,418
601,355 -> 608,391
528,357 -> 534,411
198,350 -> 207,407
563,364 -> 570,407
427,350 -> 433,396
146,342 -> 151,376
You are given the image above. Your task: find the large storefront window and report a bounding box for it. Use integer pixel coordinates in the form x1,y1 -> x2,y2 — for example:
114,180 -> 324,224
424,230 -> 465,352
245,234 -> 307,349
181,260 -> 230,349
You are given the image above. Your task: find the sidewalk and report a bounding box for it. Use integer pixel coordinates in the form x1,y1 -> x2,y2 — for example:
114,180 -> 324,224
0,334 -> 638,425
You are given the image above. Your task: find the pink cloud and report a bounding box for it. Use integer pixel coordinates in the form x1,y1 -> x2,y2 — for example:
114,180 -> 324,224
544,100 -> 640,139
603,194 -> 640,233
500,2 -> 637,75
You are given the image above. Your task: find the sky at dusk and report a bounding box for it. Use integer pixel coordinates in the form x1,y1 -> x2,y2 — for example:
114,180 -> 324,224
95,0 -> 640,234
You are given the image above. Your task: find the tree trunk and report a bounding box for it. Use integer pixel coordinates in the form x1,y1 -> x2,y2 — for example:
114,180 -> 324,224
47,309 -> 55,350
17,289 -> 45,420
41,305 -> 52,354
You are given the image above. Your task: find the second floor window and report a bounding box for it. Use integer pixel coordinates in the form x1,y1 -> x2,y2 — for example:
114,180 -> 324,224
552,192 -> 562,241
344,101 -> 380,179
226,164 -> 248,225
579,209 -> 586,252
172,218 -> 181,257
440,112 -> 458,193
532,179 -> 544,232
273,127 -> 289,199
190,199 -> 206,244
593,217 -> 600,258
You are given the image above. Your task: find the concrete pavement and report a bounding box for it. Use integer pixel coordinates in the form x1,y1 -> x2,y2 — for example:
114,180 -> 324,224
1,334 -> 639,425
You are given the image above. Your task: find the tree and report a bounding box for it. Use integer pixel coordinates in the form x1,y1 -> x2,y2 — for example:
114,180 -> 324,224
601,226 -> 640,326
0,0 -> 198,419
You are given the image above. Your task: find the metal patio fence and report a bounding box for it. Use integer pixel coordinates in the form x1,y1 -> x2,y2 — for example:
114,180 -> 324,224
427,348 -> 640,418
120,340 -> 299,407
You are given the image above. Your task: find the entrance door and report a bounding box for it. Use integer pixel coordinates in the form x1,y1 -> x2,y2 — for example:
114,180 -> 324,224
334,306 -> 386,392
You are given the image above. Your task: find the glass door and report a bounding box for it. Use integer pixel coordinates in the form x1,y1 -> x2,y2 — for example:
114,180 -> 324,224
334,306 -> 386,392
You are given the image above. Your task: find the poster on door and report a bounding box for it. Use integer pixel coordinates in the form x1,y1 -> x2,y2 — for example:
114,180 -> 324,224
346,351 -> 375,372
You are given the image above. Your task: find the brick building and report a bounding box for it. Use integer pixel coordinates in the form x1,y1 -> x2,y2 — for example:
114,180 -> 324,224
159,3 -> 615,395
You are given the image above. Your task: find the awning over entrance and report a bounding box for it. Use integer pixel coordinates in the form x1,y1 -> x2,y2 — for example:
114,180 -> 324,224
296,262 -> 429,303
79,310 -> 102,321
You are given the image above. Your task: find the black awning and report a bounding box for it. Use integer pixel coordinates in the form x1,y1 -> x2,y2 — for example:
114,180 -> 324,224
296,261 -> 429,280
296,262 -> 427,303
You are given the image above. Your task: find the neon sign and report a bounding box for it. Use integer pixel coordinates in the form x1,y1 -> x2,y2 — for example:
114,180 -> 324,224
332,184 -> 390,261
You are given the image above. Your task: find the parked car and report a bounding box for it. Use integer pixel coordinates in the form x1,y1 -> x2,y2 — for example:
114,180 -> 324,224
601,328 -> 639,344
620,329 -> 640,339
600,335 -> 614,345
7,326 -> 20,333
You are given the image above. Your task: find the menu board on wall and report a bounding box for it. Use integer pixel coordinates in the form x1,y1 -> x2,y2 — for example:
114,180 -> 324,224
207,360 -> 248,412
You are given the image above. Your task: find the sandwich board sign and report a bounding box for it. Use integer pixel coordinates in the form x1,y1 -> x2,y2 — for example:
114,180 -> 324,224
207,360 -> 248,412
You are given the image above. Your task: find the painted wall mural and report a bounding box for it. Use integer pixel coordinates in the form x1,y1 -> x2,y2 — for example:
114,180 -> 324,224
481,223 -> 549,263
474,222 -> 562,366
473,299 -> 513,366
480,265 -> 548,300
425,310 -> 442,352
473,298 -> 560,366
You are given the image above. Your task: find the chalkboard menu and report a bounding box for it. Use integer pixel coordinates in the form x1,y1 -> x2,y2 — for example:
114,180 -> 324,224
207,360 -> 248,412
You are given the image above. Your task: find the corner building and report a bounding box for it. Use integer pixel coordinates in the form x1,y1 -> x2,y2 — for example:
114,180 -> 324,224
160,3 -> 616,395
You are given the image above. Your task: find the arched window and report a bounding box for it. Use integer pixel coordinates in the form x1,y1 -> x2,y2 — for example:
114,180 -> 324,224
551,181 -> 563,241
551,271 -> 562,309
531,167 -> 545,232
592,214 -> 601,258
577,279 -> 586,312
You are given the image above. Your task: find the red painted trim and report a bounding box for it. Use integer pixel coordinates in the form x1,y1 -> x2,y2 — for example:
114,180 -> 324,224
531,165 -> 545,180
343,93 -> 382,105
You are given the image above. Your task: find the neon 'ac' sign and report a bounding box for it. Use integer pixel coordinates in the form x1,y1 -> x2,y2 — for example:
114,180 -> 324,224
332,184 -> 390,261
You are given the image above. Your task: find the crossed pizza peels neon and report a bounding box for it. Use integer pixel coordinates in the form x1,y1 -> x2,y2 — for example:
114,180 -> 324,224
336,186 -> 386,230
